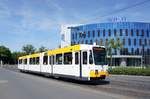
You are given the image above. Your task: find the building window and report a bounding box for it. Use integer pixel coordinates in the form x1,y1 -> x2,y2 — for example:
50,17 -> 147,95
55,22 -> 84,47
81,40 -> 84,44
120,48 -> 128,55
83,31 -> 86,38
117,38 -> 120,43
131,48 -> 134,55
90,40 -> 93,44
134,38 -> 136,46
148,49 -> 150,55
141,29 -> 144,36
72,34 -> 74,40
147,30 -> 149,37
139,39 -> 142,46
131,29 -> 133,36
79,32 -> 82,38
71,41 -> 73,45
76,33 -> 77,39
136,29 -> 139,36
147,49 -> 150,55
105,39 -> 108,46
95,39 -> 98,45
126,48 -> 129,55
92,30 -> 95,37
128,38 -> 131,46
86,40 -> 88,44
125,29 -> 128,36
114,29 -> 117,36
145,39 -> 147,46
100,39 -> 103,46
97,30 -> 100,37
88,31 -> 90,37
123,38 -> 125,45
120,29 -> 122,36
108,29 -> 111,36
103,29 -> 105,37
137,48 -> 139,55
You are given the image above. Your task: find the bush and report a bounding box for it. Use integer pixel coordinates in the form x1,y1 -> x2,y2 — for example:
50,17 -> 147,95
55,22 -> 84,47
109,67 -> 150,76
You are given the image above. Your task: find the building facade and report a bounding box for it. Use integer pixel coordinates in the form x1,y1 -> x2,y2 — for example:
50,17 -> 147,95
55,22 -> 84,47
60,24 -> 81,48
61,22 -> 150,66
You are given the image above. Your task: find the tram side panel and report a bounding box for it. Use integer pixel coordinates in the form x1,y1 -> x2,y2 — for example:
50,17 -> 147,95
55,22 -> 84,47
28,56 -> 41,72
18,61 -> 23,70
72,51 -> 80,77
53,52 -> 75,77
41,53 -> 52,74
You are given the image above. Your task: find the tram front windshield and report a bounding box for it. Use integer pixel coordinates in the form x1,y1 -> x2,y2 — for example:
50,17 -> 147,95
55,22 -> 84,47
93,47 -> 106,65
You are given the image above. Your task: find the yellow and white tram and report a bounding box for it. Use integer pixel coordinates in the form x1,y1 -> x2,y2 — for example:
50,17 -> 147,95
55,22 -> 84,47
18,44 -> 109,81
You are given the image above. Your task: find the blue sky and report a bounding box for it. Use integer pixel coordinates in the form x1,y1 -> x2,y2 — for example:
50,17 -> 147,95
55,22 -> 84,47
0,0 -> 150,51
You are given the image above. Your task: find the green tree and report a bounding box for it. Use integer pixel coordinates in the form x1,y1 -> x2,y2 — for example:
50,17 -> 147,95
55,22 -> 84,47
38,46 -> 48,52
22,44 -> 36,54
11,52 -> 26,64
106,38 -> 123,66
0,45 -> 12,64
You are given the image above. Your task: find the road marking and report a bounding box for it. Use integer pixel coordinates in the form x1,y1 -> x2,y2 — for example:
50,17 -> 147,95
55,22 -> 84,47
0,80 -> 8,84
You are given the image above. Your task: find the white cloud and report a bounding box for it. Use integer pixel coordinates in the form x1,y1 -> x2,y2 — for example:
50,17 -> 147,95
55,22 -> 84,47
0,1 -> 11,19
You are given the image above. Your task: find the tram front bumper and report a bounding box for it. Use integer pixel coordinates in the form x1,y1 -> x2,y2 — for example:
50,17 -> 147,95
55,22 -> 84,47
90,70 -> 109,78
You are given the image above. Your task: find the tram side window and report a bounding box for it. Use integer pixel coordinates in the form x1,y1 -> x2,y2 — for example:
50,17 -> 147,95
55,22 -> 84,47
43,56 -> 48,65
64,52 -> 72,64
24,59 -> 27,64
83,51 -> 87,64
49,56 -> 51,65
56,54 -> 62,65
33,58 -> 36,64
75,52 -> 79,64
36,57 -> 39,65
19,59 -> 22,64
89,50 -> 93,64
29,58 -> 32,64
52,55 -> 55,65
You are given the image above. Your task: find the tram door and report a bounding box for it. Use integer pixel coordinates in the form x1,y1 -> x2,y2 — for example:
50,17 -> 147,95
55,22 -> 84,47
42,53 -> 49,73
74,52 -> 80,77
75,51 -> 87,78
81,51 -> 88,78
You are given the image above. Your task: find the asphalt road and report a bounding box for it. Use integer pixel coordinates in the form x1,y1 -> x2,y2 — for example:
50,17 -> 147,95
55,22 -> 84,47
0,67 -> 150,99
0,68 -> 130,99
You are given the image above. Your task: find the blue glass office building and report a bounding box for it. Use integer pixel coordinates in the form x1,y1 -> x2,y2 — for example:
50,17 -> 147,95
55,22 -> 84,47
70,22 -> 150,66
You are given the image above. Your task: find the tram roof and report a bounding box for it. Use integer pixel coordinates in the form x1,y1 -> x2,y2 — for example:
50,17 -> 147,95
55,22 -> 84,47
18,44 -> 105,59
18,53 -> 40,59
